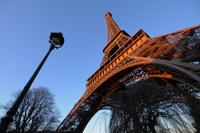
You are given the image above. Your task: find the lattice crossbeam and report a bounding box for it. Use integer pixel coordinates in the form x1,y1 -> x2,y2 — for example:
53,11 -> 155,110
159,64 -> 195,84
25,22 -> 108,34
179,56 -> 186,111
57,12 -> 200,132
105,11 -> 121,44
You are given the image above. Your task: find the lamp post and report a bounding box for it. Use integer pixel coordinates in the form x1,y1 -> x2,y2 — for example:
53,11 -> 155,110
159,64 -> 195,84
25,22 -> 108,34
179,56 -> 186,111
0,32 -> 64,133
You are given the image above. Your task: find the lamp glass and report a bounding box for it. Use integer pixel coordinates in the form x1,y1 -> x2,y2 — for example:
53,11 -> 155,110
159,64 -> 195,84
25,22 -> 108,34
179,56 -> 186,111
52,37 -> 60,45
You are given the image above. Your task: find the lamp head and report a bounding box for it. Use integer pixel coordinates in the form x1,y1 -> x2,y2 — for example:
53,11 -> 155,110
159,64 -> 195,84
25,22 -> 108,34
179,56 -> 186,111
49,32 -> 64,49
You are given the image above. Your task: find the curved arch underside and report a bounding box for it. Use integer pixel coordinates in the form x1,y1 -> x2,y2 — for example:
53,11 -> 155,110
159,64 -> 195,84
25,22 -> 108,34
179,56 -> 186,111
58,56 -> 200,132
57,24 -> 200,132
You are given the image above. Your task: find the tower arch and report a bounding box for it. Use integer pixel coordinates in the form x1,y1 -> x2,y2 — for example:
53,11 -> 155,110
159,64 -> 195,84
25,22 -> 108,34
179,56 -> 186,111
57,12 -> 200,132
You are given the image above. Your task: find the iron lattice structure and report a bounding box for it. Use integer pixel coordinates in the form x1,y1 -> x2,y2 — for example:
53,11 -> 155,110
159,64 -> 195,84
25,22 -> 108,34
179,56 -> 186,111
57,12 -> 200,132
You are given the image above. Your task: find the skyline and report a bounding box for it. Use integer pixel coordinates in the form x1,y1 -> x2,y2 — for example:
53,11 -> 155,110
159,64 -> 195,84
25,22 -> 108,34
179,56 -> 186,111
0,1 -> 200,132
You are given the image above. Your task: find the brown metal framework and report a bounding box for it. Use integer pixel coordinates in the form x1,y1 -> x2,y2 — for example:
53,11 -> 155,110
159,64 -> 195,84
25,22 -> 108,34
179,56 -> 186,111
57,12 -> 200,132
105,11 -> 121,44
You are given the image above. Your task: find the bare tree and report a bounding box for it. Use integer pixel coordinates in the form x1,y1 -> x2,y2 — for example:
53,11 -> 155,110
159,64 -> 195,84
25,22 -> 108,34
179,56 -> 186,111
103,78 -> 198,133
1,87 -> 60,132
175,82 -> 200,133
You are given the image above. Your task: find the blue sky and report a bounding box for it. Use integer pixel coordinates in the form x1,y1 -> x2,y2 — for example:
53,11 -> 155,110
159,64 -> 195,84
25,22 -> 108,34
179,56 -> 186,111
0,1 -> 199,133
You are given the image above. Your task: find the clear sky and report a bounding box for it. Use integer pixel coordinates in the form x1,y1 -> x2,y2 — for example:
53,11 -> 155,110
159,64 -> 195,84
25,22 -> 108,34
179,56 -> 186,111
0,1 -> 199,133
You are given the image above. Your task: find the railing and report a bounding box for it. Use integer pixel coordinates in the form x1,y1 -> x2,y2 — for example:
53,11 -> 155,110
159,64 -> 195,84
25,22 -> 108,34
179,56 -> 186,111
86,29 -> 149,89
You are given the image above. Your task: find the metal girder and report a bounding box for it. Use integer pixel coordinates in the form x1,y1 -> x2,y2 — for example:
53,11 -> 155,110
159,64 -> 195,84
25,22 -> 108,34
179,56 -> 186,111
57,12 -> 200,132
57,56 -> 200,132
105,11 -> 121,44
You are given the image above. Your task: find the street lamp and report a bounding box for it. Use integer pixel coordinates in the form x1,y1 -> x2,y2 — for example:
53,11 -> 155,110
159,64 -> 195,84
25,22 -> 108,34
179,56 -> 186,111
0,32 -> 64,133
49,32 -> 65,48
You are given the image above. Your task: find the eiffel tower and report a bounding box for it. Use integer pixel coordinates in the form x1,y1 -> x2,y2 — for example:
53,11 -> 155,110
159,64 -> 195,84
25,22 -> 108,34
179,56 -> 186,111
56,12 -> 200,132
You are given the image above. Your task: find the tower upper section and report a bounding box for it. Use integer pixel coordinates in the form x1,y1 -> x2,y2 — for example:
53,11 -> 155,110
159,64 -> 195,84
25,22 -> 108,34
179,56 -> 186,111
86,12 -> 150,88
105,12 -> 121,44
101,12 -> 131,65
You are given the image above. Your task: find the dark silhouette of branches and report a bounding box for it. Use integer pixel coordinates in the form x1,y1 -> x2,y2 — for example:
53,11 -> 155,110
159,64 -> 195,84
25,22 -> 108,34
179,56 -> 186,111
103,78 -> 199,133
169,80 -> 200,133
1,87 -> 60,133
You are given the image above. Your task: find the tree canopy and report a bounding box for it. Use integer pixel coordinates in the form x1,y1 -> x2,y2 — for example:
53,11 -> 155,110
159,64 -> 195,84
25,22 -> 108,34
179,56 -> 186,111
103,78 -> 200,133
1,87 -> 60,132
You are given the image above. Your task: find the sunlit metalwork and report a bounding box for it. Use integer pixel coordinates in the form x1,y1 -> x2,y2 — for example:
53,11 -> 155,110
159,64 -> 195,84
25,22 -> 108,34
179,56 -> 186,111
57,12 -> 200,132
